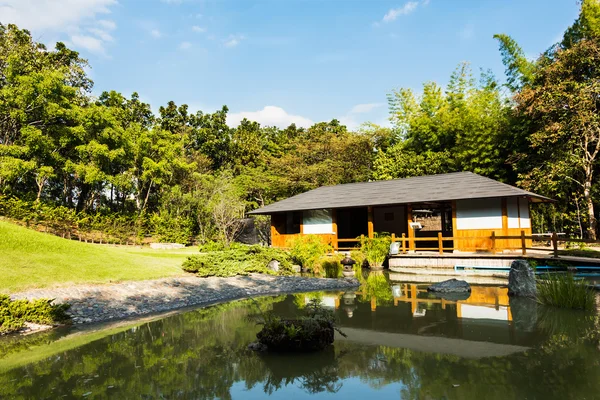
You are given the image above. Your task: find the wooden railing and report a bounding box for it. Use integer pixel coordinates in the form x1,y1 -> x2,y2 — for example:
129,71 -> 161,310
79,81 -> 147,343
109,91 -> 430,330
335,232 -> 599,258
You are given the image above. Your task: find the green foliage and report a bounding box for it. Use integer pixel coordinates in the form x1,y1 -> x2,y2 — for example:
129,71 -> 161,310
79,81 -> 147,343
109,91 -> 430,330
255,298 -> 345,352
288,235 -> 332,273
383,63 -> 510,182
358,233 -> 391,268
182,245 -> 294,277
0,294 -> 70,334
321,256 -> 343,278
537,273 -> 596,311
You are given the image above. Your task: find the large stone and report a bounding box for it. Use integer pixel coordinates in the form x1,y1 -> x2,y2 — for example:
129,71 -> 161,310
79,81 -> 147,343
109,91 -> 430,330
508,260 -> 537,298
267,259 -> 280,272
427,279 -> 471,293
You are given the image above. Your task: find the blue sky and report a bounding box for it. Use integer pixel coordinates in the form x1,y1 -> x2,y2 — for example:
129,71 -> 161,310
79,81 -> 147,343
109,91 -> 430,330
1,0 -> 580,129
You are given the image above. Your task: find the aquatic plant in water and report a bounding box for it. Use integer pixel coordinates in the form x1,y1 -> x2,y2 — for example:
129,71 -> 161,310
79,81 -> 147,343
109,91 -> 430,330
536,273 -> 596,311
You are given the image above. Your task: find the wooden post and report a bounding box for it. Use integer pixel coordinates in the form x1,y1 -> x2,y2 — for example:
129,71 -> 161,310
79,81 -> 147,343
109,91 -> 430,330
438,232 -> 443,255
407,205 -> 415,251
521,230 -> 526,255
331,209 -> 338,251
552,232 -> 558,258
391,233 -> 396,243
367,206 -> 374,239
401,233 -> 406,254
491,231 -> 496,254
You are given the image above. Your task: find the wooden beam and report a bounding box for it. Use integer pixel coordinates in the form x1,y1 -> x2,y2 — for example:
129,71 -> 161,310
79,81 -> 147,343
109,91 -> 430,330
367,206 -> 374,239
299,211 -> 304,234
451,201 -> 457,252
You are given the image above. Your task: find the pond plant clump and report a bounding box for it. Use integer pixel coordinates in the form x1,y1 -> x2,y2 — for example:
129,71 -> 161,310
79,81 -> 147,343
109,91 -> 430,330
358,233 -> 392,270
0,295 -> 70,335
250,299 -> 346,352
182,243 -> 295,277
537,273 -> 596,311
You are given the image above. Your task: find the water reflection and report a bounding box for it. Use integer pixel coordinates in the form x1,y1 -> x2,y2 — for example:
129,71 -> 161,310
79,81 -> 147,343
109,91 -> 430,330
0,274 -> 598,399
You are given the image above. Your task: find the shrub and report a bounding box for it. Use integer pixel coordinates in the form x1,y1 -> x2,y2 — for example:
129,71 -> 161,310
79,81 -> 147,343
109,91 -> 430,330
358,233 -> 391,268
321,255 -> 343,278
182,245 -> 294,277
537,273 -> 596,311
253,299 -> 346,352
288,235 -> 332,273
0,295 -> 70,335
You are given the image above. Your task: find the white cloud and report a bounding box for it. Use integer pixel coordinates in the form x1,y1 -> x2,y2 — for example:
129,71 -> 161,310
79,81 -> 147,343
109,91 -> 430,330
97,19 -> 116,30
88,27 -> 113,42
0,0 -> 118,55
0,0 -> 116,31
224,34 -> 245,48
382,1 -> 419,22
228,106 -> 313,128
179,41 -> 192,50
192,25 -> 206,33
150,29 -> 162,38
351,103 -> 385,114
71,34 -> 106,55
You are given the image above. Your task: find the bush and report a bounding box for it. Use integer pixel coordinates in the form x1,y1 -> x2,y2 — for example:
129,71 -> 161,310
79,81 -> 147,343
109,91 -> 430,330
253,299 -> 346,352
320,254 -> 343,278
0,295 -> 70,335
358,233 -> 391,268
537,273 -> 596,311
288,235 -> 332,273
182,245 -> 294,277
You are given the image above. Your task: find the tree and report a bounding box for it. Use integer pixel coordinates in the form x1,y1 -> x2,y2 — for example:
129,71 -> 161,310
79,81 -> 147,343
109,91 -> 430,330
207,174 -> 246,245
515,39 -> 600,239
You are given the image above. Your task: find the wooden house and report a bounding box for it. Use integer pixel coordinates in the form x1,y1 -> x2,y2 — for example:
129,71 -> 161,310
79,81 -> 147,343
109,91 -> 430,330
248,172 -> 552,252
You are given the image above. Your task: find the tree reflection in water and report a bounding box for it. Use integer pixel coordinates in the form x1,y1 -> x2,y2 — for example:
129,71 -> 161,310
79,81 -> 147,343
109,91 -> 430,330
0,281 -> 598,400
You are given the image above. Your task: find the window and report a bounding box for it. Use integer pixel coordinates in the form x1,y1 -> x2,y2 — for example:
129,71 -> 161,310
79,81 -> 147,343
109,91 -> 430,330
303,209 -> 333,234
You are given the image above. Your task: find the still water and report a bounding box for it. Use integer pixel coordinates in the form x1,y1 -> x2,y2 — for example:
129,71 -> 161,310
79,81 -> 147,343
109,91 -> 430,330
0,271 -> 599,399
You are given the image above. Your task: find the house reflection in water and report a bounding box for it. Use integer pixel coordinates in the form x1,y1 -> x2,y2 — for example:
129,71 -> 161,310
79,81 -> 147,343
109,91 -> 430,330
295,274 -> 534,355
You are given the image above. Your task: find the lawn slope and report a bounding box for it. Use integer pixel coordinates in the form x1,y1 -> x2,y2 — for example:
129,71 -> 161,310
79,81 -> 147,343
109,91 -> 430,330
0,220 -> 196,293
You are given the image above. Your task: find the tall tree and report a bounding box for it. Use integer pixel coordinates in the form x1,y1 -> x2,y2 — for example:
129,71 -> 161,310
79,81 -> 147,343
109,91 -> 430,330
515,38 -> 600,239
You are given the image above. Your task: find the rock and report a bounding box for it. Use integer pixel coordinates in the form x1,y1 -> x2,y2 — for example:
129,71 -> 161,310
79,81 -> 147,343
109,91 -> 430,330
427,279 -> 471,293
508,260 -> 537,298
267,259 -> 280,272
291,265 -> 302,273
430,291 -> 471,302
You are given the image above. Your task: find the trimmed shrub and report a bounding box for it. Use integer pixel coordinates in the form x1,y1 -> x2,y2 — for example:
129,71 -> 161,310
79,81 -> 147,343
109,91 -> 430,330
182,245 -> 294,277
0,295 -> 70,335
537,273 -> 596,311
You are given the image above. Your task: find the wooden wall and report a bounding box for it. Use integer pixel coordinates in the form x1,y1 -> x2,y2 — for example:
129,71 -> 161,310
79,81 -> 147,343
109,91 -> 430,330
452,199 -> 532,252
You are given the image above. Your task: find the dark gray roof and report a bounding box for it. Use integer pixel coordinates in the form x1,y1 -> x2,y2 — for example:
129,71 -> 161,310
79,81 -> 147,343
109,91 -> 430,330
248,172 -> 552,215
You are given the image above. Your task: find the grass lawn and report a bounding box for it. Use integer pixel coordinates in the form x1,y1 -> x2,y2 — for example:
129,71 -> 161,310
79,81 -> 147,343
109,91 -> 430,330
0,220 -> 198,293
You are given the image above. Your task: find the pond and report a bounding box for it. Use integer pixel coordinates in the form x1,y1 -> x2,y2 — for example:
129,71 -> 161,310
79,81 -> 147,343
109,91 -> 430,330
1,271 -> 599,399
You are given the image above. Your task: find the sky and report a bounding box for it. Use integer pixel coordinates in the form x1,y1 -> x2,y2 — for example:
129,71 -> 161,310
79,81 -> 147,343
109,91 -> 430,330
0,0 -> 581,129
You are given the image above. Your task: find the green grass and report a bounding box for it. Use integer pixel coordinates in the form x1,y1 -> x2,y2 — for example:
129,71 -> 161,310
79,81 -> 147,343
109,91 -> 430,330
557,248 -> 600,259
537,273 -> 596,311
0,220 -> 198,293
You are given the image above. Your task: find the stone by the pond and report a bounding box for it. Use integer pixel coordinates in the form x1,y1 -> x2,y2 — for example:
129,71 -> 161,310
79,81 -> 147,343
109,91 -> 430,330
508,260 -> 537,298
291,265 -> 302,273
267,259 -> 280,272
428,279 -> 471,293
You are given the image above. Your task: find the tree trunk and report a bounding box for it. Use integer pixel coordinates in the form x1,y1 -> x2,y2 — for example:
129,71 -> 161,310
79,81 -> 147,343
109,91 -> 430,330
584,176 -> 597,240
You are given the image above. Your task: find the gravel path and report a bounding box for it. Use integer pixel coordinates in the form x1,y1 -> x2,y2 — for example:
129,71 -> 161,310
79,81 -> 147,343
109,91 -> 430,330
11,275 -> 360,325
